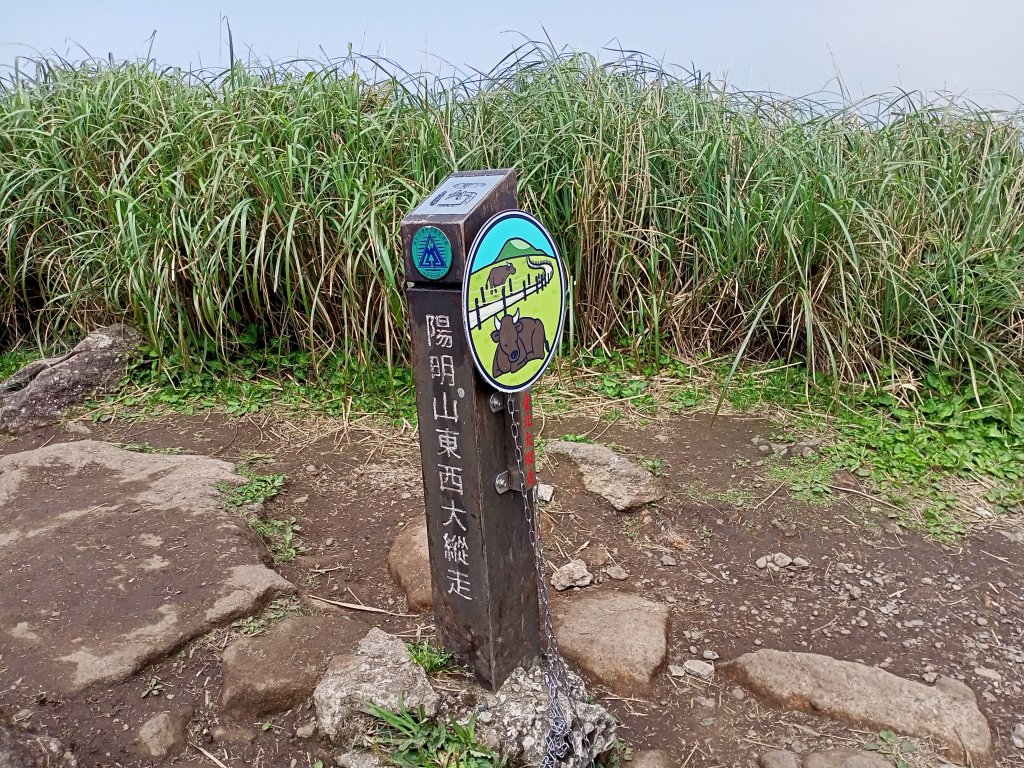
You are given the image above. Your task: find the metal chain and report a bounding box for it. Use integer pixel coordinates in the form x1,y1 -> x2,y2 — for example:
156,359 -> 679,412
507,393 -> 588,768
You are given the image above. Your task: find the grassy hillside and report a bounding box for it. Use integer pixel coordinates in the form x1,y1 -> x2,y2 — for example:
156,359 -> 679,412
2,45 -> 1023,399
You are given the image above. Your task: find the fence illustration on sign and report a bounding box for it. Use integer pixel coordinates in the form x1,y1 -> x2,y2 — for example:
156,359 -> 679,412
463,211 -> 567,393
466,251 -> 555,332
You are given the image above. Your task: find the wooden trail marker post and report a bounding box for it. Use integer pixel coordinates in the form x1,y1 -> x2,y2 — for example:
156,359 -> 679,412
402,169 -> 542,688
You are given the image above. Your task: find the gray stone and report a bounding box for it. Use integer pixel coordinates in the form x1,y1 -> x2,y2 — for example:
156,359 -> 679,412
660,554 -> 677,567
703,650 -> 720,661
220,616 -> 368,721
0,441 -> 295,694
628,749 -> 673,768
553,592 -> 669,693
792,557 -> 810,568
544,441 -> 663,512
387,517 -> 433,612
723,650 -> 991,763
973,667 -> 1001,682
773,553 -> 793,568
755,556 -> 769,569
295,721 -> 317,739
537,483 -> 555,502
1000,528 -> 1024,545
476,665 -> 616,768
605,566 -> 628,581
551,559 -> 593,591
0,721 -> 77,768
210,724 -> 254,745
803,749 -> 892,768
135,709 -> 191,759
1012,722 -> 1024,749
0,324 -> 141,434
314,628 -> 440,740
683,659 -> 715,680
336,752 -> 386,768
759,750 -> 800,768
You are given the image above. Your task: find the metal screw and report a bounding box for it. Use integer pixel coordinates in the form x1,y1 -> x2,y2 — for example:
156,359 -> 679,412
488,393 -> 503,412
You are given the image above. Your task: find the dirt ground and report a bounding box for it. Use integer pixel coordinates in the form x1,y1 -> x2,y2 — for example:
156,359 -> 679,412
1,403 -> 1022,768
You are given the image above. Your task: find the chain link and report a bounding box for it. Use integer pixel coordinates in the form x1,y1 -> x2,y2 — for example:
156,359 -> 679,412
507,393 -> 588,768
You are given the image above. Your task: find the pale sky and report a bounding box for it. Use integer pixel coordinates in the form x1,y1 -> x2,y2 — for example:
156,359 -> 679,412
4,0 -> 1023,109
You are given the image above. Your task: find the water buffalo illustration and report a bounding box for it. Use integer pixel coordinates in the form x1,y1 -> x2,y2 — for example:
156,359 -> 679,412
487,262 -> 517,289
491,309 -> 548,377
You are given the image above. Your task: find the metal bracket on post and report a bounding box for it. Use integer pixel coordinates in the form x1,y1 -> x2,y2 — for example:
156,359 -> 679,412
494,469 -> 525,495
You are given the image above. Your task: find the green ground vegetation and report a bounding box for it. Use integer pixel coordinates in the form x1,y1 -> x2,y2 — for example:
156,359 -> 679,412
3,45 -> 1024,402
405,640 -> 454,674
363,703 -> 504,768
3,46 -> 1022,541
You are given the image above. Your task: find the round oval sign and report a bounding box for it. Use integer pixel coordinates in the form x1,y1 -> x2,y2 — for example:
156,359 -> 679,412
462,210 -> 568,393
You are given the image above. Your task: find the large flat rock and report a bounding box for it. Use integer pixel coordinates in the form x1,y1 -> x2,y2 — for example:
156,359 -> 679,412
545,440 -> 663,512
724,649 -> 992,764
0,440 -> 294,694
553,591 -> 669,694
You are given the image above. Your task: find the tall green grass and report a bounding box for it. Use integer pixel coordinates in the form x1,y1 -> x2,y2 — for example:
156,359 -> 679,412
2,46 -> 1023,396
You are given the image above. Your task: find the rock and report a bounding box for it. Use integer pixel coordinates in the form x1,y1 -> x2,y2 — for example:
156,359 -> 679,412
551,559 -> 593,591
682,659 -> 715,680
476,665 -> 616,768
759,750 -> 800,768
792,557 -> 810,568
669,665 -> 686,678
336,752 -> 386,768
628,749 -> 673,768
135,709 -> 191,759
0,440 -> 295,694
387,517 -> 433,611
0,721 -> 77,768
0,325 -> 142,433
544,441 -> 663,512
582,547 -> 609,568
723,650 -> 991,763
553,592 -> 669,693
703,650 -> 720,661
605,566 -> 628,581
1000,528 -> 1024,545
773,553 -> 793,568
537,483 -> 555,502
220,616 -> 368,721
314,628 -> 439,740
210,724 -> 254,745
295,721 -> 317,739
803,750 -> 892,768
923,672 -> 939,684
756,556 -> 769,569
660,554 -> 677,567
1012,722 -> 1023,749
973,667 -> 1001,682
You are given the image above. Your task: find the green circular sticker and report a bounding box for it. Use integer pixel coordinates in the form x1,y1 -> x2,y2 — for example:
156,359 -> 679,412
462,210 -> 568,393
411,226 -> 453,280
